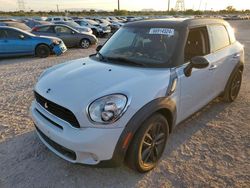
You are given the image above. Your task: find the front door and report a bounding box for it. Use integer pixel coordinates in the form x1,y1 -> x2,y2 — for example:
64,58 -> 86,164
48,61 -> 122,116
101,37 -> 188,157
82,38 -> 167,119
4,29 -> 32,55
177,26 -> 215,122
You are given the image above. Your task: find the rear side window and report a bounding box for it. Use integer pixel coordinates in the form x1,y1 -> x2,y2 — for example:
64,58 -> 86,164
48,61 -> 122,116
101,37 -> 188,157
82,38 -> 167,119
209,25 -> 230,52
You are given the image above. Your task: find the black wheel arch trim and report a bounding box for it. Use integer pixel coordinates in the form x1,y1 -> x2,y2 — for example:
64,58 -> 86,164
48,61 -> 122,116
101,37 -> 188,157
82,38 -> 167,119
97,97 -> 177,167
223,61 -> 244,95
35,43 -> 52,55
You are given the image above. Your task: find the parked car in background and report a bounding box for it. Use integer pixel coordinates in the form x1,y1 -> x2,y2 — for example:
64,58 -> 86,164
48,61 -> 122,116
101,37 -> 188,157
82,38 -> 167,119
24,19 -> 52,28
32,24 -> 97,48
108,20 -> 124,32
46,16 -> 73,22
53,21 -> 92,34
75,19 -> 111,37
0,26 -> 67,58
0,21 -> 31,31
92,18 -> 120,33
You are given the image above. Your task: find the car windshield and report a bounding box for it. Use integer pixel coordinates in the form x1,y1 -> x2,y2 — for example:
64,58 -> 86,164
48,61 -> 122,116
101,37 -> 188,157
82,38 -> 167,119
98,27 -> 179,67
86,19 -> 99,25
100,19 -> 111,24
6,22 -> 31,31
65,21 -> 80,27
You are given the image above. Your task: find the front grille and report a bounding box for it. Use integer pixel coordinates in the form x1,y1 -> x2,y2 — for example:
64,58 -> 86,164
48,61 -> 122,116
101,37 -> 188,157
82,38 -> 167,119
36,109 -> 63,130
35,125 -> 76,160
34,91 -> 80,128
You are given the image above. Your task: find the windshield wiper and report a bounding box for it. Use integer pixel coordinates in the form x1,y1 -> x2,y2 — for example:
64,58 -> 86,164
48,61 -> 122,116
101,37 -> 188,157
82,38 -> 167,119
97,51 -> 106,61
89,52 -> 107,62
106,57 -> 145,67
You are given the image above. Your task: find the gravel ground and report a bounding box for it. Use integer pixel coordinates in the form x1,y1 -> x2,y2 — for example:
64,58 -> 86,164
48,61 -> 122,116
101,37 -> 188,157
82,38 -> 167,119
0,21 -> 249,188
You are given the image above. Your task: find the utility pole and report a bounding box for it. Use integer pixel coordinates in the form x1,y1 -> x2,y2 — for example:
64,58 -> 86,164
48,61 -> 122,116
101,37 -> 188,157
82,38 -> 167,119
17,0 -> 25,11
198,0 -> 202,10
175,0 -> 185,11
167,0 -> 171,12
118,0 -> 120,10
56,4 -> 59,12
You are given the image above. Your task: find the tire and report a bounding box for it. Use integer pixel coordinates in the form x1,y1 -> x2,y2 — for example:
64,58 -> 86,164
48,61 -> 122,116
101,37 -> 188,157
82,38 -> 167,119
35,44 -> 50,58
125,113 -> 169,173
222,69 -> 242,102
80,39 -> 90,49
92,29 -> 98,37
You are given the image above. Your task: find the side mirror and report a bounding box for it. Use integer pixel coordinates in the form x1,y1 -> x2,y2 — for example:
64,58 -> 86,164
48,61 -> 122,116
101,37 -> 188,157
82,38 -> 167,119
71,31 -> 75,34
19,35 -> 25,40
184,56 -> 209,77
96,45 -> 103,52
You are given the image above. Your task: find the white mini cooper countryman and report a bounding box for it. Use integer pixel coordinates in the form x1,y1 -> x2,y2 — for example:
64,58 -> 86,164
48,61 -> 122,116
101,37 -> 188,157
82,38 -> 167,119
31,18 -> 244,172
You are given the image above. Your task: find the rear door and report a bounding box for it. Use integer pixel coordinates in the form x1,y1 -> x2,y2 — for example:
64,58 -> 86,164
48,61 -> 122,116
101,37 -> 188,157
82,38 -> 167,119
177,26 -> 215,122
207,24 -> 240,94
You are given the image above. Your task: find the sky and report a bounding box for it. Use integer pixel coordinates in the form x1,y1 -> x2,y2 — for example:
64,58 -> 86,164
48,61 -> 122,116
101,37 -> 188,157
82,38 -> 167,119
0,0 -> 249,11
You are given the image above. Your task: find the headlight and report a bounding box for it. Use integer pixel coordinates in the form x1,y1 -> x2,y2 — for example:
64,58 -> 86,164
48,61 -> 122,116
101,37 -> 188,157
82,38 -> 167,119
52,39 -> 60,45
88,94 -> 128,124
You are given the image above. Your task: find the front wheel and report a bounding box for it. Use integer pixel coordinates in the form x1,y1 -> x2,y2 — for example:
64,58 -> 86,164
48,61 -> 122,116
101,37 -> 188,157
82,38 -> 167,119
80,39 -> 90,49
126,113 -> 169,173
222,69 -> 242,102
35,44 -> 50,58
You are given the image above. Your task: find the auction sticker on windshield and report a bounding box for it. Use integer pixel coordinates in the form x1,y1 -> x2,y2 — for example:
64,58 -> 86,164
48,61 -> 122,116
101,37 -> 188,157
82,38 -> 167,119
149,28 -> 175,36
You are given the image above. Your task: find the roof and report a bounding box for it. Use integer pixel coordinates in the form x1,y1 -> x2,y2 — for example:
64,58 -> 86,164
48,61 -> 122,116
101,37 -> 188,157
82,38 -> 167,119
124,18 -> 229,29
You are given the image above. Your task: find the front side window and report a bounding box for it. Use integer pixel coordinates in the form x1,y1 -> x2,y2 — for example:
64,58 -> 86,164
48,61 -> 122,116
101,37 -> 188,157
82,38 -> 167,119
184,27 -> 210,62
209,25 -> 230,52
5,29 -> 23,39
98,27 -> 179,67
54,26 -> 72,34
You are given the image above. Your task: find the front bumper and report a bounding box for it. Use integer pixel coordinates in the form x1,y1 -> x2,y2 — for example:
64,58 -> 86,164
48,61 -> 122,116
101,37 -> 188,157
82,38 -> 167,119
52,42 -> 67,56
30,101 -> 123,165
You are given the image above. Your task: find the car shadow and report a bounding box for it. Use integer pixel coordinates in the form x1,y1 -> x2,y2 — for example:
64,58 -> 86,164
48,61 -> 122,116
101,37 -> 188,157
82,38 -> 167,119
0,98 -> 232,187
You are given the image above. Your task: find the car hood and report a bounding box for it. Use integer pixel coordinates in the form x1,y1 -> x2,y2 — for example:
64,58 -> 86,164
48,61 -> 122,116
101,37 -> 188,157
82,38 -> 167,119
34,35 -> 60,41
35,57 -> 171,125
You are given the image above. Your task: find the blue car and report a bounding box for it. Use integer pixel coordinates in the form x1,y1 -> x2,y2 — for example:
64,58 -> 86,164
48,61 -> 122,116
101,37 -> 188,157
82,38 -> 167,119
0,26 -> 67,58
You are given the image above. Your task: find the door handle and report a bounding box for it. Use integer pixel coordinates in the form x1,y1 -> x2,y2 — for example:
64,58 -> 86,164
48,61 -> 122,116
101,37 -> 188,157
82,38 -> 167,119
209,64 -> 217,70
233,53 -> 240,59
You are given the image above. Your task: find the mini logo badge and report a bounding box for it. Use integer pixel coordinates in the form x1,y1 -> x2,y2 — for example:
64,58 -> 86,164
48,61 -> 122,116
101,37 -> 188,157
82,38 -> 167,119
44,102 -> 48,109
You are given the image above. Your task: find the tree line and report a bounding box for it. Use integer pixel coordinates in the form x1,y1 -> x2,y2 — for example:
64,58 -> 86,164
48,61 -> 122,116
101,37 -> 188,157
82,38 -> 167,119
0,6 -> 249,17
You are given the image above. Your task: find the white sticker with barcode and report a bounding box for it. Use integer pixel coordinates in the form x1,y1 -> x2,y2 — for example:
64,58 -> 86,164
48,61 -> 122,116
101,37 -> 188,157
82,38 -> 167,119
149,28 -> 175,36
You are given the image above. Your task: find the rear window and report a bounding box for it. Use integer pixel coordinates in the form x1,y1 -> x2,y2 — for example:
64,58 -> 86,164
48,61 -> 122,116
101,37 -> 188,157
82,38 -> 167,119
6,22 -> 31,31
209,25 -> 230,52
36,26 -> 53,32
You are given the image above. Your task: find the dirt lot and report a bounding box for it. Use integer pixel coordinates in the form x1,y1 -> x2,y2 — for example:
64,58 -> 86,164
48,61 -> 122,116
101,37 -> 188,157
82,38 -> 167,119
0,21 -> 249,188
